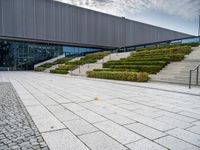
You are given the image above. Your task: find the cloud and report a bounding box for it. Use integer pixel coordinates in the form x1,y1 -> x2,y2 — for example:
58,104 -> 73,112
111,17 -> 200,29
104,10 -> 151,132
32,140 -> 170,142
55,0 -> 200,20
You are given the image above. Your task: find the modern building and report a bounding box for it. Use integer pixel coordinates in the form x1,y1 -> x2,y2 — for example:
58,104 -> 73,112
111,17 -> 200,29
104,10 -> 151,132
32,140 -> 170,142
0,0 -> 194,70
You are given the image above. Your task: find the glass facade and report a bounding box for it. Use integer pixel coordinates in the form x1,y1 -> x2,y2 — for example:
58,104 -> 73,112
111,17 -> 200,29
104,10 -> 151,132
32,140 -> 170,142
0,40 -> 62,70
0,39 -> 102,70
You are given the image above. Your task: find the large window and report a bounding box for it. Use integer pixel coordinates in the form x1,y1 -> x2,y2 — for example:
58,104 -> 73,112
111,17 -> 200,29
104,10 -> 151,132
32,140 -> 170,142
0,40 -> 63,70
0,40 -> 103,70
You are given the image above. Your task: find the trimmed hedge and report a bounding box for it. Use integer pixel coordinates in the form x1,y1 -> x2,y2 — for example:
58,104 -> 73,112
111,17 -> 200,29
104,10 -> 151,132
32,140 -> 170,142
50,51 -> 110,75
109,65 -> 162,74
40,63 -> 54,68
137,43 -> 198,52
124,54 -> 185,61
58,64 -> 76,70
103,61 -> 168,68
93,69 -> 138,72
131,46 -> 191,56
50,69 -> 68,74
87,71 -> 149,82
78,51 -> 110,65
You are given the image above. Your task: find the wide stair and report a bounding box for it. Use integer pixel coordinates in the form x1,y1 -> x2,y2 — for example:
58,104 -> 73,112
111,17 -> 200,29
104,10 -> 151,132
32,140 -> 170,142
44,56 -> 83,73
71,52 -> 131,76
150,46 -> 200,85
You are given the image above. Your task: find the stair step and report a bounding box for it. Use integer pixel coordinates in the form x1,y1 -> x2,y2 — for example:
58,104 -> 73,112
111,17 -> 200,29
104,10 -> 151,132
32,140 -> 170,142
151,46 -> 200,85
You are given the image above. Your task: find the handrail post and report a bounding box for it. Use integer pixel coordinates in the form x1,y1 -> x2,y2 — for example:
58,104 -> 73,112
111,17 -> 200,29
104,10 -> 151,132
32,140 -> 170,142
189,70 -> 192,89
196,66 -> 199,85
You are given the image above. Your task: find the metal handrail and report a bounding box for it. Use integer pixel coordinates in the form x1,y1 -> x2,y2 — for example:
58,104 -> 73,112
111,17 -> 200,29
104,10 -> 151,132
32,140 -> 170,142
189,63 -> 200,88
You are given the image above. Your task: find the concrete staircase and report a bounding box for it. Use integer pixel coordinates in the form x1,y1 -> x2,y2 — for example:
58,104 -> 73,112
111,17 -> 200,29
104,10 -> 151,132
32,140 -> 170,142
44,56 -> 83,73
34,54 -> 65,68
70,52 -> 131,76
150,46 -> 200,85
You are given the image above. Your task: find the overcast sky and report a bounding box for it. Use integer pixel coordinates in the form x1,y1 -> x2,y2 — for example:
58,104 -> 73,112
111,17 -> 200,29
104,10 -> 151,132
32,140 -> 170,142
55,0 -> 200,36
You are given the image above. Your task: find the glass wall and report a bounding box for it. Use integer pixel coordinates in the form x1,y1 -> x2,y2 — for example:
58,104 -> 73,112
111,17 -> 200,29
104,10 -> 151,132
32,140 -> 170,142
0,40 -> 63,70
0,39 -> 103,70
63,46 -> 100,56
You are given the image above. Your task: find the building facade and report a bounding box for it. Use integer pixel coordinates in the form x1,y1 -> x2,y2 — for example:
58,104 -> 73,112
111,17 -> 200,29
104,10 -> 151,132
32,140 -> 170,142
0,0 -> 193,70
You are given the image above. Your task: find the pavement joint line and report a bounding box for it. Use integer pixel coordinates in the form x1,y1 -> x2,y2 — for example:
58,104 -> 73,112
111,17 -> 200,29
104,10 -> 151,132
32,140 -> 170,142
63,75 -> 200,96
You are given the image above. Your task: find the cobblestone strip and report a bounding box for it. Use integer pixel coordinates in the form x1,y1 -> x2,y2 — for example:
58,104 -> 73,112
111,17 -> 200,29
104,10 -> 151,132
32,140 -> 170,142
0,83 -> 49,150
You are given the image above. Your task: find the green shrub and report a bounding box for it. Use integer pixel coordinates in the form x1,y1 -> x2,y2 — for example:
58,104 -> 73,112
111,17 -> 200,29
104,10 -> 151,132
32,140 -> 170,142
93,69 -> 138,72
50,69 -> 68,74
136,43 -> 196,52
87,71 -> 149,82
103,61 -> 168,68
54,57 -> 73,64
109,65 -> 162,74
34,67 -> 46,72
124,54 -> 185,61
58,64 -> 76,70
79,51 -> 110,64
40,63 -> 54,68
131,46 -> 191,56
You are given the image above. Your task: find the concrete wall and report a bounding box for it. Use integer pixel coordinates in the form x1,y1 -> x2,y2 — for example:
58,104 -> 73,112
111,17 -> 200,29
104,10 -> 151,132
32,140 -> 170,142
0,0 -> 192,48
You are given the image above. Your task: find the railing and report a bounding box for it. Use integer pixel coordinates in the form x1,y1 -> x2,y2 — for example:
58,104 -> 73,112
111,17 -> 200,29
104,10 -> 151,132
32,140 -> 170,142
189,63 -> 200,88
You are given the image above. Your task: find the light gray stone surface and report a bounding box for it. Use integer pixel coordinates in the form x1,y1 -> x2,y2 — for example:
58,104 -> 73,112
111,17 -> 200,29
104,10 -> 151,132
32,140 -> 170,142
63,119 -> 98,135
126,139 -> 167,150
42,129 -> 89,150
0,83 -> 49,150
79,131 -> 127,150
155,136 -> 200,150
187,126 -> 200,135
1,71 -> 200,150
125,123 -> 166,140
167,128 -> 200,147
94,120 -> 143,144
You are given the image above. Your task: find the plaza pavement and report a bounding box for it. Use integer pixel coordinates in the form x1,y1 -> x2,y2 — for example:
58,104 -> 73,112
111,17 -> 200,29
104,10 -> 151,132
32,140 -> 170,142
0,71 -> 200,150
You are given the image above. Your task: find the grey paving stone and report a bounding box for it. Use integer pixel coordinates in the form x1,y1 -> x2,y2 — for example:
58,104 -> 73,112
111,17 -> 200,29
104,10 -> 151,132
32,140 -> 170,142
0,83 -> 49,149
179,111 -> 200,120
156,116 -> 193,128
194,121 -> 200,126
32,115 -> 66,132
75,110 -> 107,123
104,113 -> 135,125
80,102 -> 115,115
46,105 -> 66,113
125,123 -> 166,140
127,113 -> 175,131
155,136 -> 200,150
62,103 -> 86,112
94,120 -> 143,144
126,138 -> 167,150
167,128 -> 200,147
54,110 -> 80,122
42,129 -> 89,150
79,131 -> 127,150
187,126 -> 200,135
156,111 -> 196,123
63,119 -> 98,135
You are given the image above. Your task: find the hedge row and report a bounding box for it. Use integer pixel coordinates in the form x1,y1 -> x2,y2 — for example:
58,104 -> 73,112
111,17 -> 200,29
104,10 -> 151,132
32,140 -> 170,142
50,69 -> 68,74
93,69 -> 138,72
50,51 -> 110,74
103,61 -> 168,68
131,46 -> 191,56
123,54 -> 185,61
87,71 -> 149,82
109,65 -> 162,74
137,42 -> 199,52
